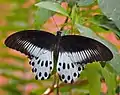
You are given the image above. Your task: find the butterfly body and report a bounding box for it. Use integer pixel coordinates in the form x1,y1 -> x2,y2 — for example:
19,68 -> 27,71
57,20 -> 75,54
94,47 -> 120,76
5,30 -> 113,83
53,31 -> 62,61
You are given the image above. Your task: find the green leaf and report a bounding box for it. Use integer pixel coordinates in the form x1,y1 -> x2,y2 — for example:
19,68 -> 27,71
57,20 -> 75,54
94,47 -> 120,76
65,0 -> 76,7
0,63 -> 24,71
35,1 -> 69,17
1,72 -> 41,84
39,0 -> 64,3
85,62 -> 101,95
115,85 -> 120,94
34,8 -> 55,29
98,0 -> 120,30
1,83 -> 22,95
101,66 -> 116,95
76,24 -> 120,74
77,0 -> 95,6
0,52 -> 25,61
91,15 -> 120,38
0,0 -> 25,3
30,88 -> 46,95
3,8 -> 30,31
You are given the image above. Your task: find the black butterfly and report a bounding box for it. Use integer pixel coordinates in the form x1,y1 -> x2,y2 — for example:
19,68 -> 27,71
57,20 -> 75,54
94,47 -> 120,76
5,30 -> 113,83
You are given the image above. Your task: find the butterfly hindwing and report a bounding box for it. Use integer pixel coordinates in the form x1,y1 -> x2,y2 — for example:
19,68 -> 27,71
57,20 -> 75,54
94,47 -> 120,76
30,49 -> 54,80
57,52 -> 83,83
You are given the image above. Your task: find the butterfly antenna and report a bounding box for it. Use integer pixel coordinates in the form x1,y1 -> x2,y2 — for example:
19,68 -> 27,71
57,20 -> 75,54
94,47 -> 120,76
52,2 -> 71,32
52,16 -> 60,31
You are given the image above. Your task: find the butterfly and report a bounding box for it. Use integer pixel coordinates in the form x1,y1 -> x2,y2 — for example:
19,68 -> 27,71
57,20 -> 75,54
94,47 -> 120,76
4,30 -> 113,83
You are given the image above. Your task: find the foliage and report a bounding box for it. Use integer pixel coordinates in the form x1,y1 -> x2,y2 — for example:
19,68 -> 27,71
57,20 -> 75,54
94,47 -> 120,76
0,0 -> 120,95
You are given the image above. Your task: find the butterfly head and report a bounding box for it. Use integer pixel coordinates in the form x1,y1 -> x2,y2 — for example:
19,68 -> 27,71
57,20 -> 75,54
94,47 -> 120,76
56,31 -> 62,36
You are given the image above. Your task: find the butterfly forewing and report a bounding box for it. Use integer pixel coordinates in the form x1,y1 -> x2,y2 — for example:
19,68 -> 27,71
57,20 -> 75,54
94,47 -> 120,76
57,35 -> 113,83
5,30 -> 56,56
59,35 -> 113,62
5,30 -> 56,80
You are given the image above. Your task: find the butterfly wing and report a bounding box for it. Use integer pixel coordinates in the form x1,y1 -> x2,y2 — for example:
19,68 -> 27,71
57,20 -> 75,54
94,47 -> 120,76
57,35 -> 113,83
5,30 -> 56,80
57,52 -> 83,83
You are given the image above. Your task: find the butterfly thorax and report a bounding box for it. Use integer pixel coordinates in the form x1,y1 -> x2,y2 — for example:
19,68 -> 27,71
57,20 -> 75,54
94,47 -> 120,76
55,31 -> 62,52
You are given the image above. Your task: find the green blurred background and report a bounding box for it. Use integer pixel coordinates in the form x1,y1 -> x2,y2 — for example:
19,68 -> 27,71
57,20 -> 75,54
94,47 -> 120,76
0,0 -> 120,95
0,0 -> 46,95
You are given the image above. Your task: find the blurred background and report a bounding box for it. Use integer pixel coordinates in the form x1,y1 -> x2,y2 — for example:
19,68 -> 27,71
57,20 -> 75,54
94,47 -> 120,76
0,0 -> 46,95
0,0 -> 120,95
